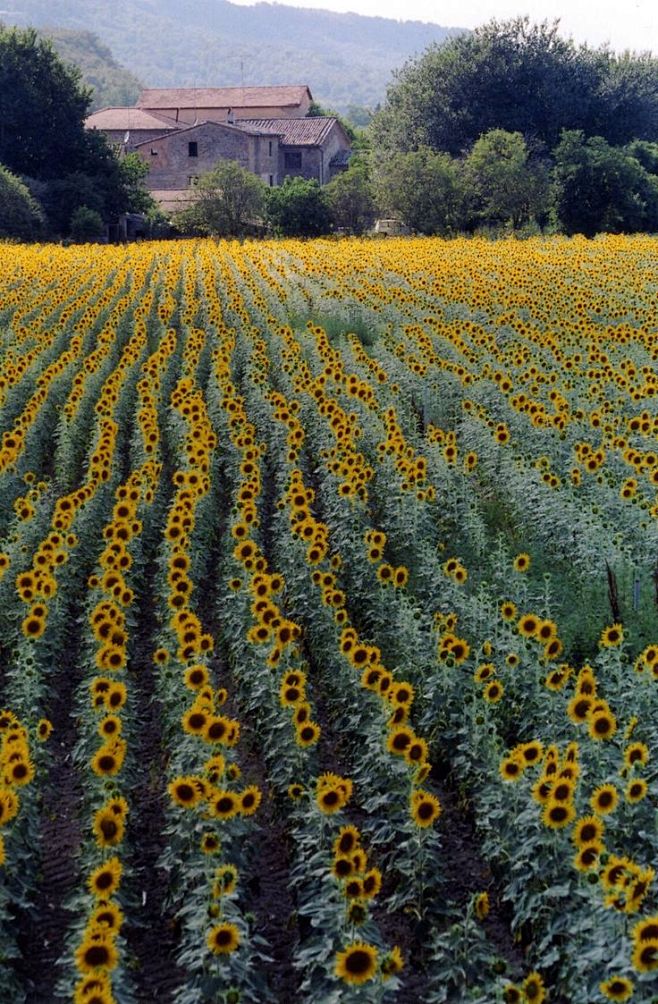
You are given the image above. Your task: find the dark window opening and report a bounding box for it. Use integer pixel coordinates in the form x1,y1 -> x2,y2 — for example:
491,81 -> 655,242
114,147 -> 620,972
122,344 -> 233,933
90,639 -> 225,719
284,150 -> 302,170
150,148 -> 158,156
188,141 -> 198,157
268,140 -> 273,157
269,175 -> 274,186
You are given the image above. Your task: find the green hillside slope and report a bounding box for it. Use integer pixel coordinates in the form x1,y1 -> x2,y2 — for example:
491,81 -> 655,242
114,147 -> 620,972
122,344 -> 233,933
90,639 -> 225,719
0,0 -> 461,109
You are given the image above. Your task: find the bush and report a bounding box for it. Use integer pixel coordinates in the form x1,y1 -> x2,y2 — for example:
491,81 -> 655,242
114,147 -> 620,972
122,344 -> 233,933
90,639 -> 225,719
266,176 -> 333,237
0,163 -> 44,240
69,205 -> 104,242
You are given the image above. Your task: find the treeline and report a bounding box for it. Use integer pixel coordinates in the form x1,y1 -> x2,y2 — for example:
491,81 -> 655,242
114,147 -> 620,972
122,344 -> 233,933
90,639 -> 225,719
172,131 -> 658,241
366,18 -> 658,238
0,25 -> 153,241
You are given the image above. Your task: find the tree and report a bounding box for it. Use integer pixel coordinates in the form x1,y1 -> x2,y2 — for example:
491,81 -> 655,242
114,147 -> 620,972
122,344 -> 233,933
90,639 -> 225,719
371,17 -> 658,158
70,205 -> 104,242
552,130 -> 658,236
325,161 -> 374,234
464,130 -> 550,229
180,160 -> 267,237
374,148 -> 463,235
0,25 -> 91,179
266,177 -> 333,237
0,163 -> 44,240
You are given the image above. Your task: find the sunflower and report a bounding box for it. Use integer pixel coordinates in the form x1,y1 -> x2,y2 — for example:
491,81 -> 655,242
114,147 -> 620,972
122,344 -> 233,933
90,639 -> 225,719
624,742 -> 649,769
599,976 -> 634,1001
239,785 -> 261,816
362,868 -> 382,898
522,971 -> 546,1003
87,857 -> 122,898
631,938 -> 658,972
502,985 -> 523,1003
517,613 -> 540,638
36,718 -> 53,741
168,775 -> 202,809
591,784 -> 619,816
573,841 -> 603,872
201,832 -> 221,854
334,825 -> 361,857
380,945 -> 404,980
499,755 -> 523,782
482,680 -> 504,703
626,779 -> 648,804
92,806 -> 125,848
287,783 -> 304,800
213,863 -> 239,896
500,601 -> 517,622
295,722 -> 320,748
74,936 -> 118,974
207,922 -> 240,955
335,942 -> 378,985
90,901 -> 124,933
513,553 -> 531,573
588,709 -> 617,741
600,624 -> 624,648
572,815 -> 604,848
474,891 -> 490,919
410,790 -> 442,828
567,694 -> 593,725
211,791 -> 240,820
386,725 -> 414,756
541,799 -> 575,830
73,974 -> 112,1004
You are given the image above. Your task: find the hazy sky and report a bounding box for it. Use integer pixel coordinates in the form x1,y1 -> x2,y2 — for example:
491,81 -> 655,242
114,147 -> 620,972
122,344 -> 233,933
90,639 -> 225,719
231,0 -> 658,53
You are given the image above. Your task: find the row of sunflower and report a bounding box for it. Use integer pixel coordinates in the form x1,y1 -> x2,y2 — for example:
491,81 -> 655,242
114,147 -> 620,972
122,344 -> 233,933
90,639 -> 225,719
205,268 -> 410,999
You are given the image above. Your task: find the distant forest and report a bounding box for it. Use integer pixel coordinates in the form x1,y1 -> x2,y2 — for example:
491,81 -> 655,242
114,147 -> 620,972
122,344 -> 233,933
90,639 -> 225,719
0,0 -> 461,111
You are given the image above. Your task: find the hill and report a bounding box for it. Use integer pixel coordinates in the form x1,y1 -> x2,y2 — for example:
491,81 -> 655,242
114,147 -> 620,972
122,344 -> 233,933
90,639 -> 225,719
45,29 -> 142,111
0,0 -> 462,110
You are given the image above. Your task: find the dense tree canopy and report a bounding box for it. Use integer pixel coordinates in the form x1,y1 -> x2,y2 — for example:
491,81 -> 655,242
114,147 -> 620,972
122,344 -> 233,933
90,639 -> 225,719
0,25 -> 91,179
372,18 -> 658,157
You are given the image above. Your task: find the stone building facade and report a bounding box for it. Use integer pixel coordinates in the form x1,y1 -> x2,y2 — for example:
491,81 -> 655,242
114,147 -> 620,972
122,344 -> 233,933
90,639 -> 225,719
85,85 -> 351,211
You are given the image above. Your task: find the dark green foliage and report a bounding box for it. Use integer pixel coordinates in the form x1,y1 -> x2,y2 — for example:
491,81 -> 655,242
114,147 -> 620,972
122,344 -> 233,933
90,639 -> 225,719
372,17 -> 658,158
0,24 -> 153,235
325,160 -> 374,235
175,159 -> 267,237
463,130 -> 551,229
0,0 -> 460,110
552,130 -> 658,236
69,205 -> 104,241
0,25 -> 91,179
374,147 -> 463,235
266,177 -> 333,237
0,163 -> 44,239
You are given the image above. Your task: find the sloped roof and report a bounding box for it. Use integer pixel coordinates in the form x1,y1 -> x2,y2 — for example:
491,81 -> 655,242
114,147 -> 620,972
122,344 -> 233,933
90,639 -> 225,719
132,119 -> 263,149
137,85 -> 312,110
85,107 -> 179,131
239,117 -> 343,146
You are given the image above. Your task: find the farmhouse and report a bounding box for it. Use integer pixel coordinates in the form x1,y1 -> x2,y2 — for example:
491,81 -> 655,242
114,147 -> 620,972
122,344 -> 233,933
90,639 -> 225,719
85,85 -> 351,210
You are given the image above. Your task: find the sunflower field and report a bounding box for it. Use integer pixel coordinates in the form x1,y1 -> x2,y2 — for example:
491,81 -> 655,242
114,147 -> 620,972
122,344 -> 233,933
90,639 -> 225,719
0,234 -> 657,1004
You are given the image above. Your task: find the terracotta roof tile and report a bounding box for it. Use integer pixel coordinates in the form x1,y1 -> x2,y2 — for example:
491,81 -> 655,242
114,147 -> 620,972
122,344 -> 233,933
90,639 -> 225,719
239,117 -> 339,146
85,107 -> 179,131
137,85 -> 312,110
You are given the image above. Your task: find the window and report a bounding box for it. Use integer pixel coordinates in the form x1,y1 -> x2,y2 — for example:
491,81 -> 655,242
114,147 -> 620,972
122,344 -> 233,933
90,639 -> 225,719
268,140 -> 273,157
269,175 -> 274,187
188,175 -> 199,188
188,141 -> 198,157
150,147 -> 158,156
284,150 -> 302,170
